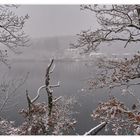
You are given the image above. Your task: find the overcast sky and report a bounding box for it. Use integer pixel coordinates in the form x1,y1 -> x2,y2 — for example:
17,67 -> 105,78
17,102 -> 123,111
15,5 -> 98,38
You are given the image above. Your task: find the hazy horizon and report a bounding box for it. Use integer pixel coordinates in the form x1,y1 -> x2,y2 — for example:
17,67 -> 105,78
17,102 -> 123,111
15,5 -> 98,38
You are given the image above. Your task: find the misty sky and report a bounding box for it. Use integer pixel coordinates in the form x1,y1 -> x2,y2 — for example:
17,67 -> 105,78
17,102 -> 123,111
8,5 -> 140,58
16,5 -> 98,38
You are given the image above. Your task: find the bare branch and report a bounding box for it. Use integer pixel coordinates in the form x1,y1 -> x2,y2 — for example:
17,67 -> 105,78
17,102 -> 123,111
0,72 -> 29,112
49,81 -> 60,88
73,5 -> 140,53
52,96 -> 62,103
0,5 -> 30,65
31,85 -> 46,103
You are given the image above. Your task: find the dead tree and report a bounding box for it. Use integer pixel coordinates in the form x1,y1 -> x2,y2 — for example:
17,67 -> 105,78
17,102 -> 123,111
25,59 -> 60,117
19,59 -> 77,135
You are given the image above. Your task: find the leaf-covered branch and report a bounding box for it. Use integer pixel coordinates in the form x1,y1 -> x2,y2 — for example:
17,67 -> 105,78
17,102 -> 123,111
91,97 -> 140,135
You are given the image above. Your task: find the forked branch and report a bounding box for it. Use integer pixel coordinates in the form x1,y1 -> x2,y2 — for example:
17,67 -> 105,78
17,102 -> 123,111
26,59 -> 60,115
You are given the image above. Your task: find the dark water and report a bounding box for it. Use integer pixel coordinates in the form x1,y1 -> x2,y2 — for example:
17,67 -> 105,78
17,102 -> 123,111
0,60 -> 139,135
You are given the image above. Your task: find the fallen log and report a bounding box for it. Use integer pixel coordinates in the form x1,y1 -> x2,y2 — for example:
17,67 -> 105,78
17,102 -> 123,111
84,121 -> 107,135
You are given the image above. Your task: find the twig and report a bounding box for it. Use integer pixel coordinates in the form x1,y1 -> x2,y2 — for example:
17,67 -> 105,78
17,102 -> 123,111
53,96 -> 62,103
0,72 -> 29,112
26,90 -> 32,113
49,82 -> 60,88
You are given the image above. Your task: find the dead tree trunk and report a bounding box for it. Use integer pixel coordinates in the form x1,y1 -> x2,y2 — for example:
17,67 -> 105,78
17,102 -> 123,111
25,59 -> 60,115
45,59 -> 54,116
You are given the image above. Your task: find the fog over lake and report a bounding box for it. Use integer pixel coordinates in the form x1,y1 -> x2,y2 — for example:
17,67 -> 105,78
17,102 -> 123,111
1,5 -> 140,135
1,36 -> 140,135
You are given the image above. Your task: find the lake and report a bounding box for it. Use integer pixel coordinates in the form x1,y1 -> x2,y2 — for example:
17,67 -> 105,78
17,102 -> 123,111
0,59 -> 139,135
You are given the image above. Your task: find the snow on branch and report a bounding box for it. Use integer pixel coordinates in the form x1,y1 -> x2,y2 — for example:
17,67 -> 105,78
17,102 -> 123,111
25,59 -> 60,116
91,97 -> 140,135
72,5 -> 140,53
84,122 -> 107,135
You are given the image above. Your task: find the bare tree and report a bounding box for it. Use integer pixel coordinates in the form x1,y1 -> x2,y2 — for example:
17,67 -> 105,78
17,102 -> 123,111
0,5 -> 30,110
0,3 -> 30,114
0,5 -> 31,135
0,5 -> 29,64
73,5 -> 140,135
73,5 -> 140,53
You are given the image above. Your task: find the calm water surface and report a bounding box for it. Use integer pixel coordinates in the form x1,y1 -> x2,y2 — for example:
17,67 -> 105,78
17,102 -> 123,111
0,60 -> 139,135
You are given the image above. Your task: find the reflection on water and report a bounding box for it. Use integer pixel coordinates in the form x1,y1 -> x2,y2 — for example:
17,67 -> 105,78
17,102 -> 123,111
0,60 -> 139,135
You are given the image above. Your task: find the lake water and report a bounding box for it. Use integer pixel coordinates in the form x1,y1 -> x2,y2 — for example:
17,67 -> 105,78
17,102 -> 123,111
0,59 -> 139,135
